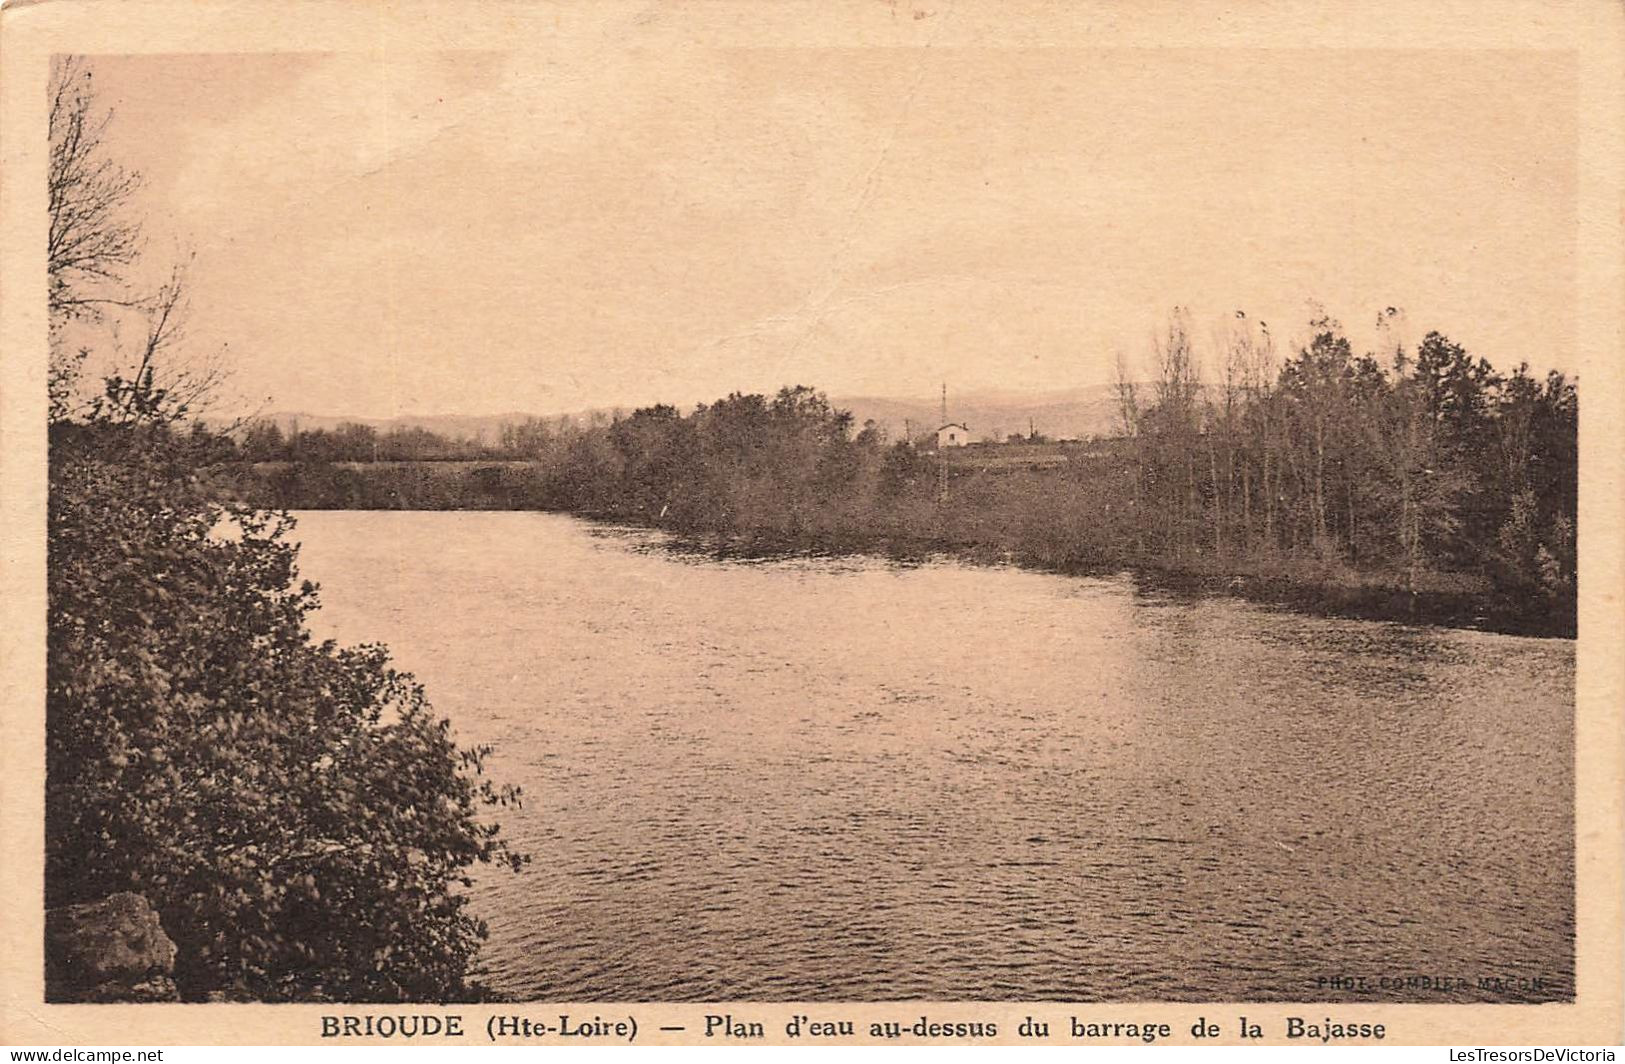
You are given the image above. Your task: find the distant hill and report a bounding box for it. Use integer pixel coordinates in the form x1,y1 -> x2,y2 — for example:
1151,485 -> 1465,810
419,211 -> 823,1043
837,384 -> 1128,444
233,384 -> 1132,446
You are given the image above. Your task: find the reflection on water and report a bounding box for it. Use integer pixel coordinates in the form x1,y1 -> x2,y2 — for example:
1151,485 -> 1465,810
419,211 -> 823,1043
294,511 -> 1574,1002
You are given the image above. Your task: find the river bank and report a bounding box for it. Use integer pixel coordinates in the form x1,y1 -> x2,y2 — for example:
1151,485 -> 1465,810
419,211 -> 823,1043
586,517 -> 1575,639
217,458 -> 1570,637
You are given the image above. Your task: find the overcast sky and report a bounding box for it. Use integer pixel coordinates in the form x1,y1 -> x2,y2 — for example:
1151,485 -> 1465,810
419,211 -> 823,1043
88,48 -> 1577,418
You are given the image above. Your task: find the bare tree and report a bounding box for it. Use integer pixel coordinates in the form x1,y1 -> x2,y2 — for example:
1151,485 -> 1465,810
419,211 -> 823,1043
48,57 -> 143,324
1239,317 -> 1279,549
1151,307 -> 1202,556
1211,311 -> 1253,555
1113,350 -> 1140,439
89,259 -> 228,424
1111,351 -> 1144,553
48,57 -> 224,424
49,58 -> 143,418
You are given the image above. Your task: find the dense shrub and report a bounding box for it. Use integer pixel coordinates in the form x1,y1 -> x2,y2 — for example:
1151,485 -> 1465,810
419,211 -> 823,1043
47,418 -> 525,1001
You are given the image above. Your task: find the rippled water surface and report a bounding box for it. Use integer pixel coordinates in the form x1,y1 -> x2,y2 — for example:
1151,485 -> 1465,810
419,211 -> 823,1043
294,511 -> 1573,1002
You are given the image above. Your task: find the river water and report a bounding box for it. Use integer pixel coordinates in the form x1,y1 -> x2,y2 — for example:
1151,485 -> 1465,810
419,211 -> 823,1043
292,510 -> 1573,1002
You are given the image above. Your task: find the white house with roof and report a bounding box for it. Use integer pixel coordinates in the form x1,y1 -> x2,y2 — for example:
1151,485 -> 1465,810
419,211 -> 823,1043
936,422 -> 969,448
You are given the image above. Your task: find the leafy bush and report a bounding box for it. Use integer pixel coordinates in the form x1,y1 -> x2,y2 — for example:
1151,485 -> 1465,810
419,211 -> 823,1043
47,418 -> 525,1001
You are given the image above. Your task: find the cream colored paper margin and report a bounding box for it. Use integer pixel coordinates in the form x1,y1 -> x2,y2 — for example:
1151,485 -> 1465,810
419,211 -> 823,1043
0,0 -> 1619,1047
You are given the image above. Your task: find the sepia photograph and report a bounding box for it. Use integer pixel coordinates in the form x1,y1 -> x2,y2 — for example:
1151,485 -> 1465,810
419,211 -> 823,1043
2,0 -> 1622,1049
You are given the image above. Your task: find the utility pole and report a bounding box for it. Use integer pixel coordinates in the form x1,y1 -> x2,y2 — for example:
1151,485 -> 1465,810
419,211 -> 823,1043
938,381 -> 949,502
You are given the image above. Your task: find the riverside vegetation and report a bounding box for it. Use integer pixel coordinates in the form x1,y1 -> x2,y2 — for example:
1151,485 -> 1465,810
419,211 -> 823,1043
47,57 -> 526,1002
225,310 -> 1578,637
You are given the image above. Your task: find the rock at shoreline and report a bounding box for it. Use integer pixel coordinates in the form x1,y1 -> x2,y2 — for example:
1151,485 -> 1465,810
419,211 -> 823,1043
46,892 -> 179,1002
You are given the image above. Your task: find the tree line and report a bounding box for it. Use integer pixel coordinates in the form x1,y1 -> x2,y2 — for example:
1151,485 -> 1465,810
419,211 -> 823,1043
1114,307 -> 1576,606
232,313 -> 1577,636
237,420 -> 523,463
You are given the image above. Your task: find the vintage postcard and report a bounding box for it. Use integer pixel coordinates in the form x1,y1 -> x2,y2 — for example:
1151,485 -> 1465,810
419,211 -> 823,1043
1,0 -> 1621,1049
